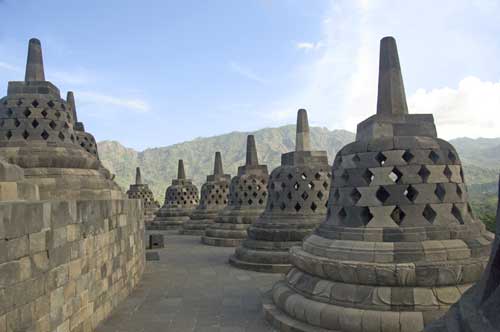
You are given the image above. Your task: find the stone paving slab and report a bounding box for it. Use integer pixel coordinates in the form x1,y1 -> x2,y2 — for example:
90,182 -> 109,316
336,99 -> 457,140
96,232 -> 279,332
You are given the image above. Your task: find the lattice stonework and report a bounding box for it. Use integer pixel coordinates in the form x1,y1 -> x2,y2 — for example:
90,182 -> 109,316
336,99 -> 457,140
199,181 -> 229,209
326,142 -> 473,230
127,189 -> 158,210
164,181 -> 199,208
0,96 -> 76,144
76,131 -> 99,158
267,166 -> 331,214
229,173 -> 267,208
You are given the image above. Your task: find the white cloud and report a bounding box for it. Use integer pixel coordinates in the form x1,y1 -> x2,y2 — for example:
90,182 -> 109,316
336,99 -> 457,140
229,61 -> 266,84
49,68 -> 94,85
0,61 -> 21,72
77,91 -> 151,113
296,42 -> 323,51
409,77 -> 500,139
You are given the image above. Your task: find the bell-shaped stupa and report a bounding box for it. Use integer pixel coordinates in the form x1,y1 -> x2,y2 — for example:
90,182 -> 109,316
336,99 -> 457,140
230,109 -> 331,272
126,167 -> 160,223
263,36 -> 493,332
180,152 -> 231,235
0,38 -> 120,200
67,91 -> 99,158
202,135 -> 269,246
151,159 -> 199,230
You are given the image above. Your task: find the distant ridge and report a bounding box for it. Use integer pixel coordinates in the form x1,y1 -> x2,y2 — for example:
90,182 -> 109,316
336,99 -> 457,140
98,126 -> 500,204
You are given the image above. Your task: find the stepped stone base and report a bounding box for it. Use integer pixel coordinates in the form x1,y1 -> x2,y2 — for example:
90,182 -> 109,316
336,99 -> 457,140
202,236 -> 243,247
147,215 -> 190,230
201,213 -> 257,247
229,254 -> 291,273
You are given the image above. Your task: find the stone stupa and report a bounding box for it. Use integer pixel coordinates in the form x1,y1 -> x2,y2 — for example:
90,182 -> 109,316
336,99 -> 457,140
67,91 -> 99,158
230,109 -> 331,273
263,36 -> 493,332
202,135 -> 269,246
151,159 -> 199,230
425,176 -> 500,332
180,152 -> 231,235
0,38 -> 121,200
126,167 -> 160,223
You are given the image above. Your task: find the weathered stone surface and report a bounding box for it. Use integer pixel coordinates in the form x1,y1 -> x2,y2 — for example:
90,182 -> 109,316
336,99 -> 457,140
231,110 -> 331,272
265,36 -> 492,331
126,167 -> 160,223
202,135 -> 269,247
152,160 -> 199,230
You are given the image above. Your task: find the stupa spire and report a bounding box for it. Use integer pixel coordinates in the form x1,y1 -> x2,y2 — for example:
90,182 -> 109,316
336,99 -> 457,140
295,109 -> 311,151
245,135 -> 259,166
66,91 -> 78,123
214,152 -> 223,175
135,167 -> 142,185
25,38 -> 45,82
376,36 -> 408,116
177,160 -> 186,180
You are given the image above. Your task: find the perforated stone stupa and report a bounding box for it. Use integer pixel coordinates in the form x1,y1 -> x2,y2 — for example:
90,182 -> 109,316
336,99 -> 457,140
181,152 -> 231,235
230,109 -> 331,273
0,38 -> 120,200
151,159 -> 199,230
67,91 -> 99,158
263,36 -> 493,332
202,135 -> 269,247
425,175 -> 500,332
126,167 -> 160,223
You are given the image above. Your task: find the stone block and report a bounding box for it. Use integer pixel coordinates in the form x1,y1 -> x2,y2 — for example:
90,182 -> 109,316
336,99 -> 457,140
29,230 -> 48,254
7,235 -> 28,260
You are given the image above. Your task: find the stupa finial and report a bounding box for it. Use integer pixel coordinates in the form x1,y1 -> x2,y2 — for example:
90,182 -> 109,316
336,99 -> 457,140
66,91 -> 78,123
214,152 -> 223,175
25,38 -> 45,82
135,167 -> 142,185
376,36 -> 408,116
177,160 -> 186,180
245,135 -> 259,166
296,109 -> 311,151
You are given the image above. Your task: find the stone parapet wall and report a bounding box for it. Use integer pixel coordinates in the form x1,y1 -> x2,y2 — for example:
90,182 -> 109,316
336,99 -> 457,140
0,198 -> 145,332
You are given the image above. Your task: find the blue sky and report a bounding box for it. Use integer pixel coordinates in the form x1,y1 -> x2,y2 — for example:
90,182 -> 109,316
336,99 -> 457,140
1,0 -> 500,150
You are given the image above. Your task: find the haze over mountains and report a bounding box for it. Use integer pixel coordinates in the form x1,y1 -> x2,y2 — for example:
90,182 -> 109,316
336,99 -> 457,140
98,126 -> 500,204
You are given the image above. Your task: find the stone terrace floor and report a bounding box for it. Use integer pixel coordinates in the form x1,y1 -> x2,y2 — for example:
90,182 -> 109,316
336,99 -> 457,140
97,232 -> 280,332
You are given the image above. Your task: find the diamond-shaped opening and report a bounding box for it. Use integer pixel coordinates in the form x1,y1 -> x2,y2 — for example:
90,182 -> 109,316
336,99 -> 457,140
47,100 -> 55,108
352,154 -> 361,163
287,192 -> 292,200
58,132 -> 65,141
389,167 -> 403,183
362,169 -> 374,185
451,204 -> 464,224
338,207 -> 347,220
423,204 -> 437,223
55,111 -> 61,118
5,130 -> 12,140
434,183 -> 446,201
456,185 -> 463,198
376,186 -> 390,203
6,108 -> 13,117
301,173 -> 307,180
301,191 -> 309,200
41,110 -> 48,118
287,173 -> 293,180
350,188 -> 361,204
280,202 -> 286,210
402,150 -> 414,163
22,130 -> 29,139
314,172 -> 321,180
443,165 -> 452,180
418,166 -> 431,182
293,182 -> 300,190
23,108 -> 31,117
404,185 -> 419,202
448,150 -> 457,163
294,202 -> 301,212
317,191 -> 324,200
281,182 -> 286,189
252,192 -> 258,197
341,170 -> 349,181
375,152 -> 387,166
310,202 -> 317,212
333,189 -> 340,202
429,150 -> 440,163
258,198 -> 264,204
41,130 -> 49,140
308,182 -> 314,189
360,207 -> 373,225
247,199 -> 253,205
390,206 -> 406,225
31,119 -> 39,128
49,120 -> 57,130
16,99 -> 23,106
31,100 -> 39,108
322,181 -> 329,190
14,119 -> 20,127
